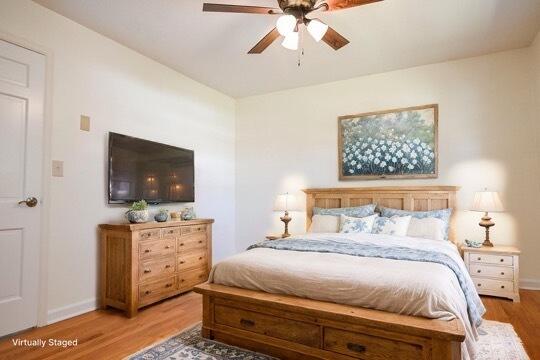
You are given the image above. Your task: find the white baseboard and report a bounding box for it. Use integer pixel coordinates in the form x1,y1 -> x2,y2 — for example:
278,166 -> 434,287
520,278 -> 540,290
47,298 -> 97,325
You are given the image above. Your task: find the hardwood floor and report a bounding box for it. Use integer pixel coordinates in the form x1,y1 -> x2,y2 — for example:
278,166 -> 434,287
0,290 -> 538,360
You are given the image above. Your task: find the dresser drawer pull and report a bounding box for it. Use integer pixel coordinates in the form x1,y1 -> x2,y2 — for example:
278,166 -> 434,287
165,283 -> 173,288
197,227 -> 202,231
198,257 -> 203,260
144,269 -> 151,273
477,283 -> 481,287
180,279 -> 185,282
198,240 -> 203,244
477,257 -> 481,261
477,270 -> 481,273
144,249 -> 151,253
500,258 -> 504,262
167,230 -> 174,234
240,318 -> 255,327
501,285 -> 505,289
165,264 -> 171,269
346,343 -> 366,353
179,260 -> 185,264
501,272 -> 505,275
165,245 -> 172,249
179,243 -> 184,246
145,290 -> 151,295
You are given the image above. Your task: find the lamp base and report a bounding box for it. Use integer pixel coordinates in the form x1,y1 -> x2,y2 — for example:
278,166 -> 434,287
479,212 -> 494,247
280,211 -> 291,238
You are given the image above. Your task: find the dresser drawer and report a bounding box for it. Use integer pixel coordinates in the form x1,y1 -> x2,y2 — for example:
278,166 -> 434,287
139,276 -> 176,306
177,232 -> 206,252
138,229 -> 160,241
472,277 -> 513,292
181,225 -> 206,235
214,304 -> 319,347
161,227 -> 181,238
323,327 -> 423,360
469,264 -> 513,280
139,238 -> 175,260
178,268 -> 208,290
177,250 -> 207,271
139,257 -> 176,282
470,253 -> 513,265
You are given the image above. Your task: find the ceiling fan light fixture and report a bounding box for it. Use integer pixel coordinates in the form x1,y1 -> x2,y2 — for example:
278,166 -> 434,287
307,18 -> 328,42
281,31 -> 299,50
276,14 -> 297,36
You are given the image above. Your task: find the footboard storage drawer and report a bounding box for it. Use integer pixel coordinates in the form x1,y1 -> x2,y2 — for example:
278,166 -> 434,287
214,304 -> 320,347
195,284 -> 465,360
323,327 -> 423,360
99,219 -> 214,317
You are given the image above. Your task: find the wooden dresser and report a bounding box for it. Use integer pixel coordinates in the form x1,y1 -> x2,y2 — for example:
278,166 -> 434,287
462,245 -> 520,302
99,219 -> 213,317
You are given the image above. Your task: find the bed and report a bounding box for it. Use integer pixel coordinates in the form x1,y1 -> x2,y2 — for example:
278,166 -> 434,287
194,186 -> 483,360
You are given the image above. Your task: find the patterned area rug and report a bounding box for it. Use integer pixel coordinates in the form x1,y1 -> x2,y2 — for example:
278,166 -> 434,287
127,320 -> 529,360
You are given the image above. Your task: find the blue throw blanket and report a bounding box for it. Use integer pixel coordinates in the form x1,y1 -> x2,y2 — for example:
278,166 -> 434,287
248,238 -> 485,327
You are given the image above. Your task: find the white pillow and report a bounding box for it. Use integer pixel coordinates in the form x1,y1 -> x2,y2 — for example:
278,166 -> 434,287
372,216 -> 411,237
308,214 -> 340,233
407,217 -> 446,241
339,214 -> 378,234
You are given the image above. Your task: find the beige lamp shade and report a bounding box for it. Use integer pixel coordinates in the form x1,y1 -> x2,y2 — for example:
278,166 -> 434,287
273,193 -> 300,212
471,190 -> 504,212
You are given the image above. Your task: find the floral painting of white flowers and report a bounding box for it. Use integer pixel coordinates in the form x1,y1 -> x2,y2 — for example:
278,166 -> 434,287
338,104 -> 438,180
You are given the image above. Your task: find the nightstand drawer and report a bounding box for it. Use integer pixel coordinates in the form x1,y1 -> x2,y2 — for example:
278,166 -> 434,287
472,277 -> 513,292
470,253 -> 513,265
469,264 -> 513,280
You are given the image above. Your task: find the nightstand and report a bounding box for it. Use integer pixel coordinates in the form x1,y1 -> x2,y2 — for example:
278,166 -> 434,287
462,245 -> 520,302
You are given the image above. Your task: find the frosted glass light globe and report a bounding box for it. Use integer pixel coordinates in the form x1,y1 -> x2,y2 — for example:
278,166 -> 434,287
276,14 -> 297,36
282,31 -> 299,50
307,19 -> 328,42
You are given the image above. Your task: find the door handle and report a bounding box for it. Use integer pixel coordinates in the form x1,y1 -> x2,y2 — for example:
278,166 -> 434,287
18,197 -> 38,207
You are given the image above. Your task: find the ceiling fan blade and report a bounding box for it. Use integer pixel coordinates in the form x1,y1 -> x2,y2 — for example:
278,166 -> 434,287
203,3 -> 280,14
322,27 -> 350,50
248,28 -> 280,54
323,0 -> 382,11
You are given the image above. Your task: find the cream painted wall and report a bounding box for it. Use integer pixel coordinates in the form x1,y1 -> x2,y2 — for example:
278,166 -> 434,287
236,47 -> 540,285
0,0 -> 236,322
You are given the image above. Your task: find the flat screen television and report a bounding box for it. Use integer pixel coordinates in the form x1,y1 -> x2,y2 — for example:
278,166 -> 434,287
108,132 -> 194,204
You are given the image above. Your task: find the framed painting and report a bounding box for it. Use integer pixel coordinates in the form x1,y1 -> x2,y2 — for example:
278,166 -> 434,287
338,104 -> 438,180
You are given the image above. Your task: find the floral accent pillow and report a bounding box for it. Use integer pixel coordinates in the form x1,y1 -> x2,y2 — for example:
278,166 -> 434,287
339,214 -> 378,234
313,204 -> 376,218
379,207 -> 452,240
372,216 -> 411,237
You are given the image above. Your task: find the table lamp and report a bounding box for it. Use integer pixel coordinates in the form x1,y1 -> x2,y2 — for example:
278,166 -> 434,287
470,189 -> 504,247
273,193 -> 300,238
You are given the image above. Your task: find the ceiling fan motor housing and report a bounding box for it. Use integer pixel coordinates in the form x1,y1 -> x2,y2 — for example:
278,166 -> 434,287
278,0 -> 318,12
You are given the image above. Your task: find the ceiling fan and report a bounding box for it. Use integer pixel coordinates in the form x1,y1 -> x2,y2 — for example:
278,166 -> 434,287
203,0 -> 382,54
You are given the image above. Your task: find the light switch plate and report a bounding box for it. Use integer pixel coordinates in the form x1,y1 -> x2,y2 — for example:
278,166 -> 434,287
80,115 -> 90,131
52,160 -> 63,177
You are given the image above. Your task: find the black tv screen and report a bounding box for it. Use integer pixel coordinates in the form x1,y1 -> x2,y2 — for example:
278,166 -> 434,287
108,132 -> 194,204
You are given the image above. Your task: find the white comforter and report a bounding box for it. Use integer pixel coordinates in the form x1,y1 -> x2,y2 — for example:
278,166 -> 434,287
209,233 -> 483,359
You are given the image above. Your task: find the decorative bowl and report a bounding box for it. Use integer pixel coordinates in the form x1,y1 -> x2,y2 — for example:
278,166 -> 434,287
126,210 -> 149,223
465,239 -> 483,248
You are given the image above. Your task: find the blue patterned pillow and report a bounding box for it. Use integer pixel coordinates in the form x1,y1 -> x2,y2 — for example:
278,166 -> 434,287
379,207 -> 453,240
372,216 -> 411,236
313,204 -> 376,218
339,214 -> 378,234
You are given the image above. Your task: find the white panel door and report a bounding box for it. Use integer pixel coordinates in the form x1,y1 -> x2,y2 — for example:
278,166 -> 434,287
0,40 -> 45,336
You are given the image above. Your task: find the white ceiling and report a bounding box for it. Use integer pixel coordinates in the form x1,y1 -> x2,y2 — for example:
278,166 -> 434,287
35,0 -> 540,98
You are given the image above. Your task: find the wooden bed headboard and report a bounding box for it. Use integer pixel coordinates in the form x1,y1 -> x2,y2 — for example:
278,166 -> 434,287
303,186 -> 460,242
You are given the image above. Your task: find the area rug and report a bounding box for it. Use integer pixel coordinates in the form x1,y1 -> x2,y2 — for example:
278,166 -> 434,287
127,320 -> 529,360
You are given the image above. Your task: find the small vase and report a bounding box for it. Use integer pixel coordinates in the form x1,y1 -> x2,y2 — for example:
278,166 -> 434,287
126,210 -> 149,223
181,207 -> 196,220
154,212 -> 168,222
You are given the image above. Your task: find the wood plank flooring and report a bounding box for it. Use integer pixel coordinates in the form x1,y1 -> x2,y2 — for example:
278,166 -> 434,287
0,290 -> 538,360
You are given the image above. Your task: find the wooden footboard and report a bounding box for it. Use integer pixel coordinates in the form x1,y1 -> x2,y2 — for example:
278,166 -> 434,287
194,283 -> 465,360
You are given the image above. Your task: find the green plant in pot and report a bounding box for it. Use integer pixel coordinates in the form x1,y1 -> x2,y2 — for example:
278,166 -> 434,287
126,200 -> 149,223
154,208 -> 168,222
